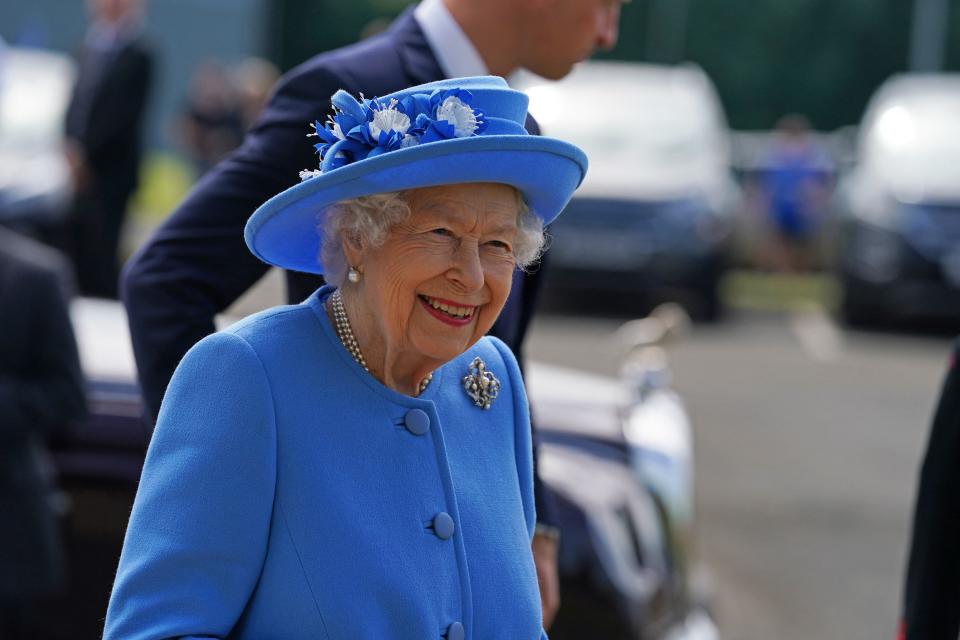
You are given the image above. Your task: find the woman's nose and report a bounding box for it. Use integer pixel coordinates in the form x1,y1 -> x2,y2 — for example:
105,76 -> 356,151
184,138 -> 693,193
448,241 -> 485,293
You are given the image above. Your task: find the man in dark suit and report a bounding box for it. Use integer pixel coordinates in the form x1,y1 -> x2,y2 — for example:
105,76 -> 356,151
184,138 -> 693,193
899,340 -> 960,640
122,0 -> 622,627
0,227 -> 86,639
63,0 -> 153,298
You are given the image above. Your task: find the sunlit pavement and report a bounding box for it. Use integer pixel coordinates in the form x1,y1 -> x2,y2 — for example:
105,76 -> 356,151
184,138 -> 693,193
527,308 -> 951,640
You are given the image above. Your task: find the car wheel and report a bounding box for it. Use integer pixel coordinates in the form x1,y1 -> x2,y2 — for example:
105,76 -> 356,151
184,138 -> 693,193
839,277 -> 883,328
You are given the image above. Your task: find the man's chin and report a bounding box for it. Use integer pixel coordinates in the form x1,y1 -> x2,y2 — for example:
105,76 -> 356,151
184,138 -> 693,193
525,60 -> 578,82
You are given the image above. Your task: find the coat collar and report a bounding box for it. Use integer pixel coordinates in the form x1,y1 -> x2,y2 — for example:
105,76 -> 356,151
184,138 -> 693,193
307,285 -> 447,408
391,7 -> 447,88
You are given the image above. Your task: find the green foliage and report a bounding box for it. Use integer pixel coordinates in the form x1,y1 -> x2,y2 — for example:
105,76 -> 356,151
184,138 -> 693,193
603,0 -> 959,129
271,0 -> 960,130
269,0 -> 409,71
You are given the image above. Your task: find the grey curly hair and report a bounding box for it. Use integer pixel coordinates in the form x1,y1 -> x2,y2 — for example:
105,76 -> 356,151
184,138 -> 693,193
319,189 -> 546,287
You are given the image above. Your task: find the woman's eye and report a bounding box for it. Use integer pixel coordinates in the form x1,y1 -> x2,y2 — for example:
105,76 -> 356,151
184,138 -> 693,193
486,240 -> 511,251
430,228 -> 452,237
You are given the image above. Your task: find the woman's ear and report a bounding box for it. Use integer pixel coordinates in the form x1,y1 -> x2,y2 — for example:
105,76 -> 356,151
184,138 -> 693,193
341,231 -> 364,271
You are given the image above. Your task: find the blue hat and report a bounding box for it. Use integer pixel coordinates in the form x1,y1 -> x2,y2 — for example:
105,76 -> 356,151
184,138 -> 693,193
245,76 -> 588,274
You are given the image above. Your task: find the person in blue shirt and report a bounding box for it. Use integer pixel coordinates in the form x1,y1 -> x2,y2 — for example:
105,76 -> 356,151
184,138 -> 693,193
758,114 -> 834,272
104,76 -> 587,639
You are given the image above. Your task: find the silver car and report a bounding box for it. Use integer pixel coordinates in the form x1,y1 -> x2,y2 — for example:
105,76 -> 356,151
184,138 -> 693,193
516,62 -> 740,320
834,74 -> 960,325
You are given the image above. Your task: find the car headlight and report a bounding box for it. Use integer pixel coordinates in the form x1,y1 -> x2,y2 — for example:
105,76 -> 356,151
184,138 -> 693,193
846,225 -> 901,282
899,202 -> 951,259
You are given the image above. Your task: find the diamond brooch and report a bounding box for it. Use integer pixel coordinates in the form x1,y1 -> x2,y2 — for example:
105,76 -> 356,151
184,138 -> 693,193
463,357 -> 500,409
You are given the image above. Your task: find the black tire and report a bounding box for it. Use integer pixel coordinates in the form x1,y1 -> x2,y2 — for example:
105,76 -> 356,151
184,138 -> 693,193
839,277 -> 884,328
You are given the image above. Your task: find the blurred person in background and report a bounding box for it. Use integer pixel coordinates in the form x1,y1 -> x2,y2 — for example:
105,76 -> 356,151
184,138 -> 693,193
899,341 -> 960,640
120,0 -> 623,628
177,60 -> 245,177
62,0 -> 154,298
756,114 -> 834,272
0,227 -> 86,639
233,56 -> 281,131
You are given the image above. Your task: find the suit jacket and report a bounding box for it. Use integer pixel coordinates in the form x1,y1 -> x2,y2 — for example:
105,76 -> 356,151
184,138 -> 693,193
901,339 -> 960,640
0,227 -> 86,597
121,10 -> 556,524
65,32 -> 153,193
104,286 -> 545,640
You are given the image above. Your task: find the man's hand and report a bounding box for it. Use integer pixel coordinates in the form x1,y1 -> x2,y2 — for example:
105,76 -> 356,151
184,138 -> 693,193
532,530 -> 561,630
63,139 -> 91,192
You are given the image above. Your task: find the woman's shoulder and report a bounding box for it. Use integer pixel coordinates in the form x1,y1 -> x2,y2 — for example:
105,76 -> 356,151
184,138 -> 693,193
182,299 -> 325,370
220,299 -> 321,345
465,335 -> 516,364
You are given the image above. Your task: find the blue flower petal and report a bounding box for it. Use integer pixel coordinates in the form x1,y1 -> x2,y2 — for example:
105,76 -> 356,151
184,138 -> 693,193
330,89 -> 367,122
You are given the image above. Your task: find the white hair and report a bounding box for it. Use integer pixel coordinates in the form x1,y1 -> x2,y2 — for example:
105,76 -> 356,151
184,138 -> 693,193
319,189 -> 546,287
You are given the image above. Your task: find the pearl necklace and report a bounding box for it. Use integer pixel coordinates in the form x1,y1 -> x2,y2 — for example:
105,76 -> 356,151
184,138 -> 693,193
330,289 -> 432,395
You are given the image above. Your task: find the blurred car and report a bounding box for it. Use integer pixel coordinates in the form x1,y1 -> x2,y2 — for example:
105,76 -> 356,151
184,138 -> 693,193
0,44 -> 75,233
517,62 -> 740,320
833,74 -> 960,325
52,299 -> 716,640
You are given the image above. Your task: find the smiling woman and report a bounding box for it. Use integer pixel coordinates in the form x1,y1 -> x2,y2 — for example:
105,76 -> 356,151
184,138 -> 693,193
319,184 -> 545,394
103,76 -> 586,640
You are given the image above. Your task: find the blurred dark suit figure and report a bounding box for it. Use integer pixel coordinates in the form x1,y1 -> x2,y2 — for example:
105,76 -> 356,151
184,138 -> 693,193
177,60 -> 245,177
121,0 -> 621,628
0,227 -> 86,639
63,0 -> 153,298
900,340 -> 960,640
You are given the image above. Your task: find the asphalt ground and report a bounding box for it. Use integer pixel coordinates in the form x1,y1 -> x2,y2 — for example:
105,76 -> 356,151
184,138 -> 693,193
525,306 -> 952,640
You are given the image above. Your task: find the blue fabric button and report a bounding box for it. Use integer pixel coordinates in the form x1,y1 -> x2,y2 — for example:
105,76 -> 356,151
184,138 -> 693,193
446,621 -> 464,640
404,409 -> 430,436
433,512 -> 455,540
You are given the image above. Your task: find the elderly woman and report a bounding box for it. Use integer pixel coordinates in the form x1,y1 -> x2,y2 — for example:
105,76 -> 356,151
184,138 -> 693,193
104,76 -> 586,640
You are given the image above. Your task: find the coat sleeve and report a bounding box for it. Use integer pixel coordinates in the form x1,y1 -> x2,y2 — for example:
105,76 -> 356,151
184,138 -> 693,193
0,261 -> 85,442
121,62 -> 344,422
902,339 -> 960,640
490,338 -> 551,640
103,331 -> 277,640
489,337 -> 536,540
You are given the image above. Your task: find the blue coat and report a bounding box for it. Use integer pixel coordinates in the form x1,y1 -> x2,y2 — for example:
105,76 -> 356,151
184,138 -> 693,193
121,7 -> 557,530
104,286 -> 545,639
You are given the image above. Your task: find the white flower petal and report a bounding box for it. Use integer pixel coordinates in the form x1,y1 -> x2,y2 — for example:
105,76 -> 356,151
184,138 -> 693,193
299,169 -> 323,181
369,107 -> 411,140
436,96 -> 479,137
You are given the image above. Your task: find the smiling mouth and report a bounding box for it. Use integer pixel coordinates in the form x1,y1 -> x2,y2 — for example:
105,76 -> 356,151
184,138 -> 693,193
418,295 -> 477,320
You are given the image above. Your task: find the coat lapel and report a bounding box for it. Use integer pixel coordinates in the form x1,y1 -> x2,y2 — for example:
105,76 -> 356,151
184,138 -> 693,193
391,8 -> 446,86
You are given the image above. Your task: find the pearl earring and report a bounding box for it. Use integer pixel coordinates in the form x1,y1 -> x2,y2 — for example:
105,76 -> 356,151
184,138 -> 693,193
347,267 -> 361,283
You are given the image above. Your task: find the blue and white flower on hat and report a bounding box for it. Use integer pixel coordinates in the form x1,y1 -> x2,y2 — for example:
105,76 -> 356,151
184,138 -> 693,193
368,98 -> 411,144
300,87 -> 487,179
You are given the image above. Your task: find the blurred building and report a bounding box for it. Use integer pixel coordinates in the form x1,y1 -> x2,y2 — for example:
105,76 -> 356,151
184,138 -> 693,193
0,0 -> 270,152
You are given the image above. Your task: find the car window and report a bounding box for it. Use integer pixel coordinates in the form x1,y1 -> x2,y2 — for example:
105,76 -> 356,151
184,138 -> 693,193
0,49 -> 74,150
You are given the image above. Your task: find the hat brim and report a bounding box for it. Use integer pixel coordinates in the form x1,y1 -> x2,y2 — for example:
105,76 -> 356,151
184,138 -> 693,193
245,135 -> 588,274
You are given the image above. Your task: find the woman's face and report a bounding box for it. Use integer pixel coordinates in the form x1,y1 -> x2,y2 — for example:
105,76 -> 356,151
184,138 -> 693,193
353,183 -> 520,366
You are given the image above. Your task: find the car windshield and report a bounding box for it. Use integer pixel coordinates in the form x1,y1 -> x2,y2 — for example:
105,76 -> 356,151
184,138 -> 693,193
531,86 -> 717,166
524,70 -> 727,192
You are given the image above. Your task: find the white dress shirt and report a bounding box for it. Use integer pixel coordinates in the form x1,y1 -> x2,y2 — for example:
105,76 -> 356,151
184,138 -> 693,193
414,0 -> 490,79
